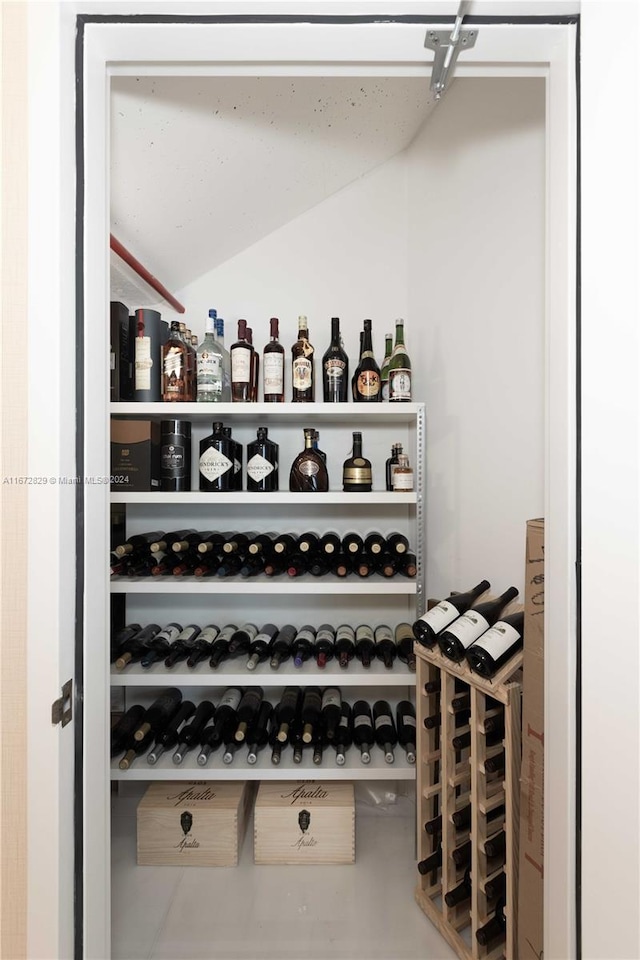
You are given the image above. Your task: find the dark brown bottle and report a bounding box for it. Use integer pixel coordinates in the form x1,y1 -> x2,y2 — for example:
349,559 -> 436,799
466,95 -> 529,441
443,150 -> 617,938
417,846 -> 442,875
132,688 -> 182,742
162,321 -> 190,402
245,326 -> 258,402
111,705 -> 145,757
230,319 -> 252,402
353,319 -> 381,402
291,315 -> 314,402
412,580 -> 491,649
262,317 -> 285,402
322,316 -> 349,402
475,899 -> 506,947
342,432 -> 372,492
289,428 -> 329,492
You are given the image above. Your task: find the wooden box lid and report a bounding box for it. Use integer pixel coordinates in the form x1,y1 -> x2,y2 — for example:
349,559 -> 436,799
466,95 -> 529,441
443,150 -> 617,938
138,781 -> 246,812
255,781 -> 354,809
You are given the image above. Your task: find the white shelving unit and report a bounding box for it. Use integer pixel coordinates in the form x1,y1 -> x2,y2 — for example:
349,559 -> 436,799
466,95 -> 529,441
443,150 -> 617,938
110,401 -> 425,784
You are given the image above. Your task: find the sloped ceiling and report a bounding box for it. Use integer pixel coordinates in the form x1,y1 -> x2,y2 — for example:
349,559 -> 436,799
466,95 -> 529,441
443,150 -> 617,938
110,76 -> 436,294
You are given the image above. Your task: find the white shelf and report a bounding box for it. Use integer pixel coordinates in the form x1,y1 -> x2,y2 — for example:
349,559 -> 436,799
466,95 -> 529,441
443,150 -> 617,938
111,659 -> 416,687
110,575 -> 416,595
110,748 -> 416,781
111,490 -> 417,504
111,401 -> 424,423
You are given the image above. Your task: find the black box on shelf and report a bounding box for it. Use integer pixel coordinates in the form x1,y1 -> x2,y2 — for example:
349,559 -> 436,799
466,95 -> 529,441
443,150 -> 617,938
110,301 -> 133,401
110,419 -> 161,492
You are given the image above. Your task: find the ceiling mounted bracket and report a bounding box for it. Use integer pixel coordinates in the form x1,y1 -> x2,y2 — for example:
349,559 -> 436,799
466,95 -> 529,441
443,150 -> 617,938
425,10 -> 477,102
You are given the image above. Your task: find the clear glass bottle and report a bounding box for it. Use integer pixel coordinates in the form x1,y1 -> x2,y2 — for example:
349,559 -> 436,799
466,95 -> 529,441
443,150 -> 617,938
289,427 -> 329,492
388,318 -> 412,402
263,317 -> 285,402
380,332 -> 393,401
196,310 -> 224,402
214,316 -> 232,402
162,320 -> 189,402
392,453 -> 414,491
291,315 -> 315,402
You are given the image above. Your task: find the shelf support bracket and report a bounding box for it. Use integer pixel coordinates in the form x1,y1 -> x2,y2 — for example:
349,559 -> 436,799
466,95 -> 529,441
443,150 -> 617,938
424,3 -> 477,102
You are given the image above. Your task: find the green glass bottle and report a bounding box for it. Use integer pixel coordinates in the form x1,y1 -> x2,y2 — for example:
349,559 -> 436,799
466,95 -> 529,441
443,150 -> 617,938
388,318 -> 412,402
380,333 -> 393,401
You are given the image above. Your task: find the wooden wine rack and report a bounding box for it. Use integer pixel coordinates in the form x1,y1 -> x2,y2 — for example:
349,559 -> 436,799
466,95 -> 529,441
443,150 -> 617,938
414,640 -> 523,960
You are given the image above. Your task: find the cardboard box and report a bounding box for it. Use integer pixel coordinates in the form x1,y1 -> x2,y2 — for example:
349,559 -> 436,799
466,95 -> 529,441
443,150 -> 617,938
137,781 -> 254,866
110,418 -> 161,492
518,518 -> 545,960
254,781 -> 355,865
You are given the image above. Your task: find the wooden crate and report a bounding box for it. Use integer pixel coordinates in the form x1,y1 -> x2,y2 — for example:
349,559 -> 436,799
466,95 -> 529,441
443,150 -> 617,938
414,641 -> 522,960
254,781 -> 355,865
137,780 -> 254,866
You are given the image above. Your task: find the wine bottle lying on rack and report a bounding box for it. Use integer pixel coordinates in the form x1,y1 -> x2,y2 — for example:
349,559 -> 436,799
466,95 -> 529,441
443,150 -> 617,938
147,700 -> 196,765
437,586 -> 519,663
172,700 -> 215,765
465,610 -> 525,679
412,580 -> 491,649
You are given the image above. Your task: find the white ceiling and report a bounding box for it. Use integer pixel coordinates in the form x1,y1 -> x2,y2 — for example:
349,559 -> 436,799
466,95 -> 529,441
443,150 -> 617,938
110,75 -> 436,295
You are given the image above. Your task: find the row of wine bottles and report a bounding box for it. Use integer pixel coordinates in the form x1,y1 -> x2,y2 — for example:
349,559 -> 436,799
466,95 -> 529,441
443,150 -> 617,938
413,580 -> 523,679
110,529 -> 417,581
112,621 -> 417,672
124,306 -> 412,404
112,687 -> 417,769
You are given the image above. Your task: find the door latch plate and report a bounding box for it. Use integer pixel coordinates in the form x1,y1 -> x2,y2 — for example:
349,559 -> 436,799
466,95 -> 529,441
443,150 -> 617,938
52,679 -> 73,727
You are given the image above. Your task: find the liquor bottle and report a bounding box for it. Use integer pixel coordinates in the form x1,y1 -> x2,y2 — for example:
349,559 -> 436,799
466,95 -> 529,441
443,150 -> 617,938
352,700 -> 374,764
297,531 -> 320,555
180,322 -> 197,401
319,531 -> 341,556
292,625 -> 316,667
385,532 -> 409,555
438,586 -> 519,663
484,872 -> 507,902
246,427 -> 279,492
185,624 -> 220,668
314,623 -> 335,668
233,687 -> 264,742
313,430 -> 327,462
162,321 -> 190,401
321,687 -> 342,740
335,624 -> 356,668
275,687 -> 302,742
209,623 -> 237,668
484,830 -> 506,859
286,553 -> 309,578
197,686 -> 242,762
353,319 -> 381,402
164,624 -> 203,668
342,432 -> 372,492
113,532 -> 166,559
289,428 -> 329,492
269,623 -> 296,669
227,623 -> 259,658
417,846 -> 443,875
475,900 -> 506,948
334,702 -> 352,765
412,580 -> 491,649
118,727 -> 155,770
300,686 -> 322,743
160,419 -> 192,492
388,318 -> 412,402
395,623 -> 417,670
110,623 -> 142,662
246,624 -> 279,670
322,316 -> 349,402
114,623 -> 162,670
147,700 -> 196,765
355,624 -> 376,667
395,700 -> 417,764
444,868 -> 471,908
172,700 -> 215,765
373,700 -> 397,763
196,310 -> 224,402
375,624 -> 396,669
465,610 -> 525,678
263,317 -> 285,402
385,444 -> 401,491
246,701 -> 273,764
351,331 -> 363,401
133,688 -> 182,742
199,421 -> 234,491
139,622 -> 183,668
392,454 -> 414,492
214,316 -> 232,402
111,705 -> 146,757
246,326 -> 259,402
291,315 -> 315,402
364,531 -> 386,557
230,319 -> 252,402
380,333 -> 393,401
